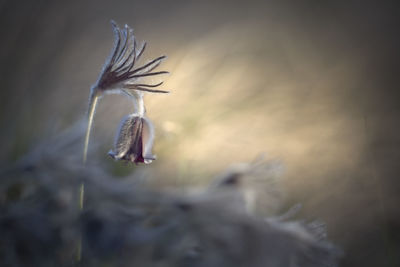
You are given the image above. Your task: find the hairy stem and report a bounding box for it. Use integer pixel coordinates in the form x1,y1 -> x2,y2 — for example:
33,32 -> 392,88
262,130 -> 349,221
137,92 -> 145,116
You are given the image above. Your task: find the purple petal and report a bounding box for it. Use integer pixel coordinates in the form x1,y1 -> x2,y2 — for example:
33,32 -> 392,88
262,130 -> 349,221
112,114 -> 141,160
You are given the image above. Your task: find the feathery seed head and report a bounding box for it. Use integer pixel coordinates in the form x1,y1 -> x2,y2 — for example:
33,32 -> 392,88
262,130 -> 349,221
92,20 -> 169,96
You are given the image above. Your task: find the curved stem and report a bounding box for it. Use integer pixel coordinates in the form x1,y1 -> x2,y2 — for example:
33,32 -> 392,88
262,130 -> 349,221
79,90 -> 100,262
83,92 -> 99,163
130,90 -> 144,116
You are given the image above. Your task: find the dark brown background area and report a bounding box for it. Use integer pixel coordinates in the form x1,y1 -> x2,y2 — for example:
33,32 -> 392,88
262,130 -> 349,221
1,1 -> 399,266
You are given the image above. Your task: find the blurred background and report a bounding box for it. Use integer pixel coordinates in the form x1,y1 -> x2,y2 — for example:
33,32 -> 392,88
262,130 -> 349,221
0,0 -> 399,266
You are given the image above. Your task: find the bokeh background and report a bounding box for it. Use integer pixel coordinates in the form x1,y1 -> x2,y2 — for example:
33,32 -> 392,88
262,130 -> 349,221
1,0 -> 399,266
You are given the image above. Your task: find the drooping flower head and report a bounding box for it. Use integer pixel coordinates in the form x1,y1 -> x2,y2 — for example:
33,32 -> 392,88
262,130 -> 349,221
108,114 -> 155,164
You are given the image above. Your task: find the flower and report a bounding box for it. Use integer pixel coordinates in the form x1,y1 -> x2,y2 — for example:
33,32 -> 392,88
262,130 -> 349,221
83,20 -> 169,163
108,114 -> 155,164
